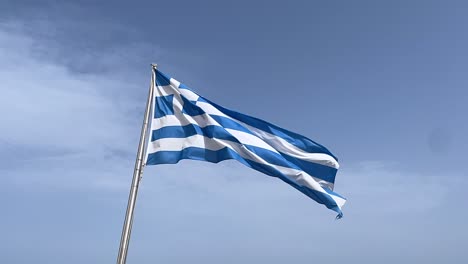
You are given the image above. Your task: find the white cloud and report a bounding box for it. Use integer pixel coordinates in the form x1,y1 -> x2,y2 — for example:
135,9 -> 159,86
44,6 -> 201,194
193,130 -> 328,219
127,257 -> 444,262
0,23 -> 136,149
0,22 -> 154,190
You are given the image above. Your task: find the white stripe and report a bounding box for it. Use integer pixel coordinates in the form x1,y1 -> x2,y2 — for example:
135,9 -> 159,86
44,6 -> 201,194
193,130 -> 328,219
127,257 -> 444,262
148,134 -> 344,209
225,128 -> 278,153
169,78 -> 181,88
172,93 -> 184,112
154,84 -> 179,97
168,77 -> 200,101
329,194 -> 346,208
179,87 -> 200,101
148,134 -> 226,152
152,114 -> 218,129
195,101 -> 339,169
196,101 -> 225,116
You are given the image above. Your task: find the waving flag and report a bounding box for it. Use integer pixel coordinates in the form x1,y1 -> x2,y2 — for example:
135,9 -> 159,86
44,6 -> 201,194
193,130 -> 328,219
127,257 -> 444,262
145,69 -> 346,218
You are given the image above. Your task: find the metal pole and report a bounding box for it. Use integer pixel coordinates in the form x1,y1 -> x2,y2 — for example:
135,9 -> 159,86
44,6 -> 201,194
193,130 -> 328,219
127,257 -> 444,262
116,64 -> 157,264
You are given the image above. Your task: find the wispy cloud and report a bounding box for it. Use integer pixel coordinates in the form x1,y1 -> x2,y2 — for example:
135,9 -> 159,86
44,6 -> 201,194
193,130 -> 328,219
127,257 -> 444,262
0,21 -> 157,191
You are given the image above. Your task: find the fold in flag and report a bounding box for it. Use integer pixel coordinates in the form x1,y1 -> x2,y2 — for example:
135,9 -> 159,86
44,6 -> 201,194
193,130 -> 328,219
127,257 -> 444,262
145,69 -> 346,218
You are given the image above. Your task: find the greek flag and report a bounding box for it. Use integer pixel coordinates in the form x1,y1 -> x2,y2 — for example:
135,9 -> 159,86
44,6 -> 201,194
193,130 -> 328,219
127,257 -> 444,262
146,69 -> 346,218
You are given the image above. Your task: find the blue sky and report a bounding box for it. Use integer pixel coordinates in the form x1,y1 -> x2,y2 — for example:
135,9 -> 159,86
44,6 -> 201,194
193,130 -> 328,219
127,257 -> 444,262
1,1 -> 467,263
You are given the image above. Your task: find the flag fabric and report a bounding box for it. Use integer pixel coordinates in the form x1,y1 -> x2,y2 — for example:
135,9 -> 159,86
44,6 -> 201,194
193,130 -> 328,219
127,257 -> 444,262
145,69 -> 346,218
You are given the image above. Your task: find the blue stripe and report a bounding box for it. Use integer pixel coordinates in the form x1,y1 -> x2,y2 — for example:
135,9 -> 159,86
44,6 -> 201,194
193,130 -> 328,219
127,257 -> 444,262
154,95 -> 174,118
201,97 -> 338,161
281,154 -> 337,183
146,147 -> 342,216
181,96 -> 205,116
155,70 -> 171,86
151,124 -> 337,184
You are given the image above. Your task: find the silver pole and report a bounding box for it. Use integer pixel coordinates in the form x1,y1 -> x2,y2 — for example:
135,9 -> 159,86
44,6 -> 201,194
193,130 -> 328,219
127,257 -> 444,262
116,64 -> 157,264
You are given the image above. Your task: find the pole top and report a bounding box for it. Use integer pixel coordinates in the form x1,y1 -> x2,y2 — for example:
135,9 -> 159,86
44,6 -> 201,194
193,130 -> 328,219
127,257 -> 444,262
151,63 -> 158,69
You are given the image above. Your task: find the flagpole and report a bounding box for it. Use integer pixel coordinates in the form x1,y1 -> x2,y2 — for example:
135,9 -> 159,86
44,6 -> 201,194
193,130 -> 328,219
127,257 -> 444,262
116,64 -> 157,264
